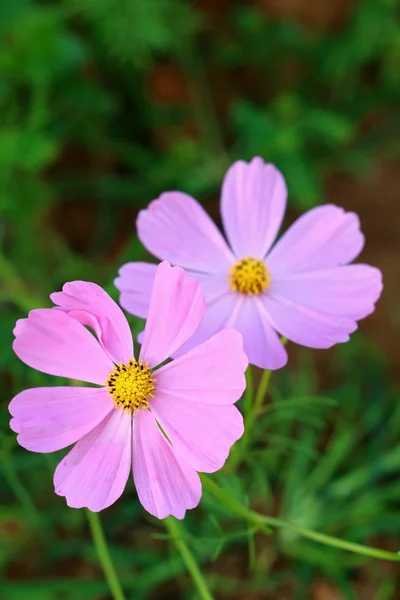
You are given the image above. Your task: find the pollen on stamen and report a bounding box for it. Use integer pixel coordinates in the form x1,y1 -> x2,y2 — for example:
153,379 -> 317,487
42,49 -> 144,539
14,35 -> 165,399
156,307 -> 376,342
229,256 -> 271,296
107,358 -> 156,412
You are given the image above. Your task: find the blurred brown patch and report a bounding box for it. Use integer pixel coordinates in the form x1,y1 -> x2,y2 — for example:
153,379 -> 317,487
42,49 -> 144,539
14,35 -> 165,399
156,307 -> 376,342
258,0 -> 356,32
312,581 -> 345,600
147,63 -> 192,106
193,0 -> 230,20
146,62 -> 199,149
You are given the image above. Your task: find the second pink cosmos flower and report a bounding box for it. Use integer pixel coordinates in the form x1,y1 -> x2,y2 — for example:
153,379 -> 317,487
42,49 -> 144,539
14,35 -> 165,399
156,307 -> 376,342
10,262 -> 247,519
116,157 -> 383,370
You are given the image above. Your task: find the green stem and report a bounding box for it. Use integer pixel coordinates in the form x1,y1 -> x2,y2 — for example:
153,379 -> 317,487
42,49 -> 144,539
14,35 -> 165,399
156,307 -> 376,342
229,367 -> 271,469
243,367 -> 254,421
86,510 -> 126,600
202,477 -> 272,535
164,517 -> 213,600
202,476 -> 400,562
253,337 -> 287,415
253,369 -> 272,415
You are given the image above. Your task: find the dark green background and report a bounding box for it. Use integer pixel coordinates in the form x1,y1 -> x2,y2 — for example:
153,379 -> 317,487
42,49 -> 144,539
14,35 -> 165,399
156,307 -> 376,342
1,0 -> 400,598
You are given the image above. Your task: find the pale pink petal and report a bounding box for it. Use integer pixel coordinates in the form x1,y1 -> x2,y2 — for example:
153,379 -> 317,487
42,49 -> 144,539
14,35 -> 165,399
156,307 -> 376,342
51,281 -> 133,365
150,397 -> 244,473
170,291 -> 237,357
114,262 -> 157,319
155,329 -> 248,404
54,409 -> 131,512
137,191 -> 234,272
116,264 -> 229,324
13,309 -> 113,385
267,205 -> 365,274
230,297 -> 288,370
220,158 -> 287,258
262,294 -> 357,349
9,386 -> 113,453
139,262 -> 205,367
271,264 -> 383,321
132,409 -> 201,520
187,270 -> 230,303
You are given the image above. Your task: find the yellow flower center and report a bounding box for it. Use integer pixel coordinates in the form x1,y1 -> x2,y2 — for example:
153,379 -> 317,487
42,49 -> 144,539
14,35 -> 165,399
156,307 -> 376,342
229,256 -> 271,295
107,359 -> 155,412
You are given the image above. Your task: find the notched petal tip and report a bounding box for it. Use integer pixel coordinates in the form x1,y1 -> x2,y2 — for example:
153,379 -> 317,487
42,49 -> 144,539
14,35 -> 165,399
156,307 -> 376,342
54,410 -> 132,512
267,203 -> 367,274
133,409 -> 202,520
221,157 -> 287,259
9,417 -> 20,433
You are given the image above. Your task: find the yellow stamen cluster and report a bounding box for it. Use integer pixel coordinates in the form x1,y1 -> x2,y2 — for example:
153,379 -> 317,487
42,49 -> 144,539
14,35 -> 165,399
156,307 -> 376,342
107,359 -> 155,412
229,256 -> 270,295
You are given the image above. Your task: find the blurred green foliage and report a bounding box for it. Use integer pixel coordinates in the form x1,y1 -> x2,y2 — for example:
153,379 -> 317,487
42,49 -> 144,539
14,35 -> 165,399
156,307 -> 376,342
1,0 -> 400,598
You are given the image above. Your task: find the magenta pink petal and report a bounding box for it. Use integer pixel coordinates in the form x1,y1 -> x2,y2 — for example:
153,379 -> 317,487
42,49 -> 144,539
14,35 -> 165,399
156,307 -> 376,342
271,264 -> 383,321
139,262 -> 205,367
267,204 -> 364,274
150,397 -> 244,473
9,386 -> 113,453
132,409 -> 201,520
229,297 -> 288,370
137,191 -> 234,272
220,157 -> 287,258
51,281 -> 133,365
13,309 -> 113,385
262,294 -> 357,349
114,262 -> 158,319
54,409 -> 131,512
155,329 -> 247,405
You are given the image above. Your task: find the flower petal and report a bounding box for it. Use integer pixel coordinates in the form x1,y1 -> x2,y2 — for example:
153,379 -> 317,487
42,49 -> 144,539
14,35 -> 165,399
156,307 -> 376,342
115,265 -> 229,326
132,408 -> 201,520
54,409 -> 131,512
170,291 -> 237,357
262,294 -> 357,349
267,204 -> 365,274
51,281 -> 133,365
150,397 -> 244,473
155,329 -> 248,404
220,158 -> 287,258
187,271 -> 230,303
139,262 -> 205,367
13,309 -> 113,385
137,191 -> 234,272
114,262 -> 157,319
271,264 -> 383,321
9,386 -> 113,453
230,297 -> 288,370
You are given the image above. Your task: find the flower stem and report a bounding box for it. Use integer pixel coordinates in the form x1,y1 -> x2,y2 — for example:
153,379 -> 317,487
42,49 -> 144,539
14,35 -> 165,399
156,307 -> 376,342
229,367 -> 271,470
164,516 -> 213,600
202,476 -> 400,562
253,369 -> 272,415
243,367 -> 254,421
86,509 -> 126,600
253,337 -> 287,415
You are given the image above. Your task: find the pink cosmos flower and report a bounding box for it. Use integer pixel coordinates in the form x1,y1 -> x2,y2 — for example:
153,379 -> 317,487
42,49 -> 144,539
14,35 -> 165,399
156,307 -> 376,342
9,262 -> 247,518
115,157 -> 383,370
